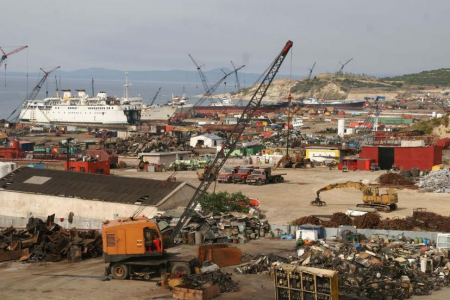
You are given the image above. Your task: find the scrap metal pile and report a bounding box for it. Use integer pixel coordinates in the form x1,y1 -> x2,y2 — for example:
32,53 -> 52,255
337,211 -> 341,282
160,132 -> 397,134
417,168 -> 450,192
377,173 -> 415,186
0,215 -> 102,263
293,211 -> 450,232
235,238 -> 450,299
112,134 -> 190,155
187,269 -> 239,293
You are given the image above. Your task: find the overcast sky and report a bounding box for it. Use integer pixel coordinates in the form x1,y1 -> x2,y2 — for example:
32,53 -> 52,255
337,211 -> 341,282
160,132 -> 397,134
2,0 -> 449,77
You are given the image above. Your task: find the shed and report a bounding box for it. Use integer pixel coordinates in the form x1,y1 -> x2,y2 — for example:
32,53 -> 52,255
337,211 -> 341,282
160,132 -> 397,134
190,134 -> 224,148
0,167 -> 197,229
139,151 -> 192,166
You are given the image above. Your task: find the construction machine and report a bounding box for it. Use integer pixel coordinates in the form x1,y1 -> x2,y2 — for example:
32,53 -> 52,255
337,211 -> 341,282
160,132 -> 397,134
102,41 -> 293,280
311,181 -> 398,212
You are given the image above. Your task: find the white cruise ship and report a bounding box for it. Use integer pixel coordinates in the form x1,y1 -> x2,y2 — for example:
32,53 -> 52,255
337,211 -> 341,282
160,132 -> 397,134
19,90 -> 142,126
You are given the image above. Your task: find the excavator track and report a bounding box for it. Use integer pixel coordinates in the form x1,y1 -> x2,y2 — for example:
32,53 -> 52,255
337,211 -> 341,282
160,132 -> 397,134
356,203 -> 397,212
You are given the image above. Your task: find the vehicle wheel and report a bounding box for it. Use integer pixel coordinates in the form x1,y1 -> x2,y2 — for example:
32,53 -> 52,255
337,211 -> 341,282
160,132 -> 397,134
171,262 -> 191,276
218,181 -> 222,183
227,177 -> 232,183
144,274 -> 151,281
243,178 -> 247,184
257,179 -> 262,186
111,263 -> 129,280
280,177 -> 284,182
233,179 -> 238,184
390,204 -> 398,210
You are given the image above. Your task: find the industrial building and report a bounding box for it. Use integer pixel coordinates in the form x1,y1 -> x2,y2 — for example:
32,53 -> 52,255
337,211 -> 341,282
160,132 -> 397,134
0,167 -> 196,229
190,134 -> 224,148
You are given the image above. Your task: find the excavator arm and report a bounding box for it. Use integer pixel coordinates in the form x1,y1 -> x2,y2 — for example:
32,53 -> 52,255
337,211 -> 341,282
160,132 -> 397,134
311,181 -> 365,206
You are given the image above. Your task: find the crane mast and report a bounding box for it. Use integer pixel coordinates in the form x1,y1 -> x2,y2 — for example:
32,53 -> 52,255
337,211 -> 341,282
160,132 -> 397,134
150,87 -> 162,106
308,62 -> 316,79
169,40 -> 293,243
231,61 -> 242,92
0,45 -> 28,87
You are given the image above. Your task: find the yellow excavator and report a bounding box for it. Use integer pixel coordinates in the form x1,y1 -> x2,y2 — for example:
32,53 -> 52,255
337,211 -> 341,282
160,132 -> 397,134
311,181 -> 398,212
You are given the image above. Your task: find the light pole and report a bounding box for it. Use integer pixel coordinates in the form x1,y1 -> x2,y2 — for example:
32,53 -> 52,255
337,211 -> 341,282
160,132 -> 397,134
62,137 -> 74,171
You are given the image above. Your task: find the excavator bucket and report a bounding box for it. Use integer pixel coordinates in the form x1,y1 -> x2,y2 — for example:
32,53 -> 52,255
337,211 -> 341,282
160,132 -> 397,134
310,196 -> 326,206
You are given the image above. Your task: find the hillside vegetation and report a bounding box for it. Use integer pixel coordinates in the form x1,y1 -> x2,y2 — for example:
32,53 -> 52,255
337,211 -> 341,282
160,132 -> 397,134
381,68 -> 450,87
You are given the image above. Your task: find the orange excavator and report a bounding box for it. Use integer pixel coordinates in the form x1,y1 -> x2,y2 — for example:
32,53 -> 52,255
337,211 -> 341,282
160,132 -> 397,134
102,41 -> 294,280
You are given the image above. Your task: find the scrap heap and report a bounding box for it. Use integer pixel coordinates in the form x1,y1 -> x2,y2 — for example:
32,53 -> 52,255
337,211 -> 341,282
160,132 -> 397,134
0,215 -> 102,263
293,211 -> 450,232
235,237 -> 450,299
112,134 -> 190,155
188,270 -> 239,293
417,169 -> 450,192
377,173 -> 415,186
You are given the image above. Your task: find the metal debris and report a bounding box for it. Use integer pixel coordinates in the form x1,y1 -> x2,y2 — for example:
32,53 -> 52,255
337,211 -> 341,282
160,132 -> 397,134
0,214 -> 102,263
417,169 -> 450,193
188,270 -> 239,293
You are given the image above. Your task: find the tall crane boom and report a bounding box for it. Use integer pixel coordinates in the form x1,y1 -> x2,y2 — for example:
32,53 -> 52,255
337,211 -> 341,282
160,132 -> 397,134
308,62 -> 316,79
0,45 -> 28,68
231,61 -> 243,92
0,45 -> 28,87
26,66 -> 60,100
334,58 -> 353,78
169,40 -> 293,243
150,87 -> 162,106
194,65 -> 244,107
189,54 -> 211,93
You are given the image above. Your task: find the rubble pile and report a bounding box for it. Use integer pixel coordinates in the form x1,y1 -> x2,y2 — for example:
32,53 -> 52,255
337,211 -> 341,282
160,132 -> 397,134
0,215 -> 102,263
188,270 -> 239,293
417,169 -> 450,192
234,253 -> 295,274
352,212 -> 381,229
292,210 -> 450,232
160,210 -> 270,245
112,134 -> 190,155
292,216 -> 322,226
378,173 -> 415,186
297,239 -> 450,299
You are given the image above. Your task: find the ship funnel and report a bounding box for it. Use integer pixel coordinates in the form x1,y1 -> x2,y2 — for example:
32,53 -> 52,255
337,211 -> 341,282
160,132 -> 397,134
62,90 -> 72,100
97,92 -> 108,100
77,89 -> 86,97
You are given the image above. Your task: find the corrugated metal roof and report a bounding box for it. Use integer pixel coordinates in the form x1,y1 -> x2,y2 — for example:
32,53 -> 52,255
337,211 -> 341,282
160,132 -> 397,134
0,167 -> 186,206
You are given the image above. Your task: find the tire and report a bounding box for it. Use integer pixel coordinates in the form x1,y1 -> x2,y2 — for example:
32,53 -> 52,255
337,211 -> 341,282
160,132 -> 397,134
227,177 -> 232,183
218,181 -> 222,183
280,177 -> 284,182
233,179 -> 238,184
243,178 -> 247,184
171,262 -> 191,276
257,179 -> 262,186
144,274 -> 151,281
111,263 -> 129,280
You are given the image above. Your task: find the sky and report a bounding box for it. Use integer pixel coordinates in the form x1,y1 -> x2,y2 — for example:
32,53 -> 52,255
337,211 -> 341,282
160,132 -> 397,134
2,0 -> 450,77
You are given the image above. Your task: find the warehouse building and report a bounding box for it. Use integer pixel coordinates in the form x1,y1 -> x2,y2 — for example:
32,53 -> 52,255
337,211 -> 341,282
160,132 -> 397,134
190,134 -> 224,148
0,167 -> 196,229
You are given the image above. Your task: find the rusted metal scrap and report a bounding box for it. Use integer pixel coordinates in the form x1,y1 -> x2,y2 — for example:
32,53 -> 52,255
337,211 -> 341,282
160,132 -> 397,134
0,215 -> 102,263
188,270 -> 239,293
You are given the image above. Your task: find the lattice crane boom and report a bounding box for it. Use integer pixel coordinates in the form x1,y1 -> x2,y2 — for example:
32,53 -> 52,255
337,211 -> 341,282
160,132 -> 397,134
308,62 -> 316,79
188,54 -> 211,94
0,45 -> 28,68
169,40 -> 293,243
26,66 -> 60,100
231,61 -> 243,92
150,87 -> 162,106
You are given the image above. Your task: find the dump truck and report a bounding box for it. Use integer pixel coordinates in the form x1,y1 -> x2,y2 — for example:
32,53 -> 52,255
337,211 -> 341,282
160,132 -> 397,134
232,167 -> 255,184
217,166 -> 240,183
102,40 -> 293,280
246,168 -> 286,185
311,181 -> 398,212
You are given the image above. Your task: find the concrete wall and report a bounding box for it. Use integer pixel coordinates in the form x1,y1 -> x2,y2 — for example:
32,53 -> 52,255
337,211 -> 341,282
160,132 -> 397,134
0,214 -> 104,230
0,190 -> 160,224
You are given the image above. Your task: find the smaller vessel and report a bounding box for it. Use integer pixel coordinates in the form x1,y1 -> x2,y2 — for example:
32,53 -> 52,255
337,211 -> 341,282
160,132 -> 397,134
301,98 -> 365,109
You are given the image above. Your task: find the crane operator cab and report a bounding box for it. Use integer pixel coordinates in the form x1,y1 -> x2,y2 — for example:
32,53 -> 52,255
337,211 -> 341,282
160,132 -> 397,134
144,227 -> 161,253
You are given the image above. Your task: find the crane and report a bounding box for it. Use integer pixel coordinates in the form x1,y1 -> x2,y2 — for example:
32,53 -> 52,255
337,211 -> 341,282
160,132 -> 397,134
308,62 -> 316,79
150,87 -> 162,106
231,61 -> 242,92
188,54 -> 211,94
170,40 -> 293,242
6,66 -> 60,122
101,41 -> 293,281
26,66 -> 60,100
0,45 -> 28,87
193,65 -> 244,109
334,58 -> 353,78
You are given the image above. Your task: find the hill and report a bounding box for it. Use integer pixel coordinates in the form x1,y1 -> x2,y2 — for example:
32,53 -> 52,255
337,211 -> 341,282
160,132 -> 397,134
381,68 -> 450,87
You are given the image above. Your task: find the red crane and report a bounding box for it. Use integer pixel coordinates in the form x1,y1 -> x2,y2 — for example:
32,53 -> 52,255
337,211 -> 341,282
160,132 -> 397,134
0,45 -> 28,86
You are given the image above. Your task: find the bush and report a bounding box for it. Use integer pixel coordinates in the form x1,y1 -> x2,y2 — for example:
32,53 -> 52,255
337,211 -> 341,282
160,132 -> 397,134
199,191 -> 250,213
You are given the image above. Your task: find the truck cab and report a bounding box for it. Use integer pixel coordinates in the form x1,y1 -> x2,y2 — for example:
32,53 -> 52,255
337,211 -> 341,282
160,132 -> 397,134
232,167 -> 254,184
217,166 -> 239,183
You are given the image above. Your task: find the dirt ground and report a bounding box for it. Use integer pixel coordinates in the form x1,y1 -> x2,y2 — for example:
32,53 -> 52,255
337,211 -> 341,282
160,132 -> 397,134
113,167 -> 450,224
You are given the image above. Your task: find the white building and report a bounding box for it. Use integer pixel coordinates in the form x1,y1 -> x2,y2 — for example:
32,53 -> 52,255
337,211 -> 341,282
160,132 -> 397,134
190,134 -> 224,148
